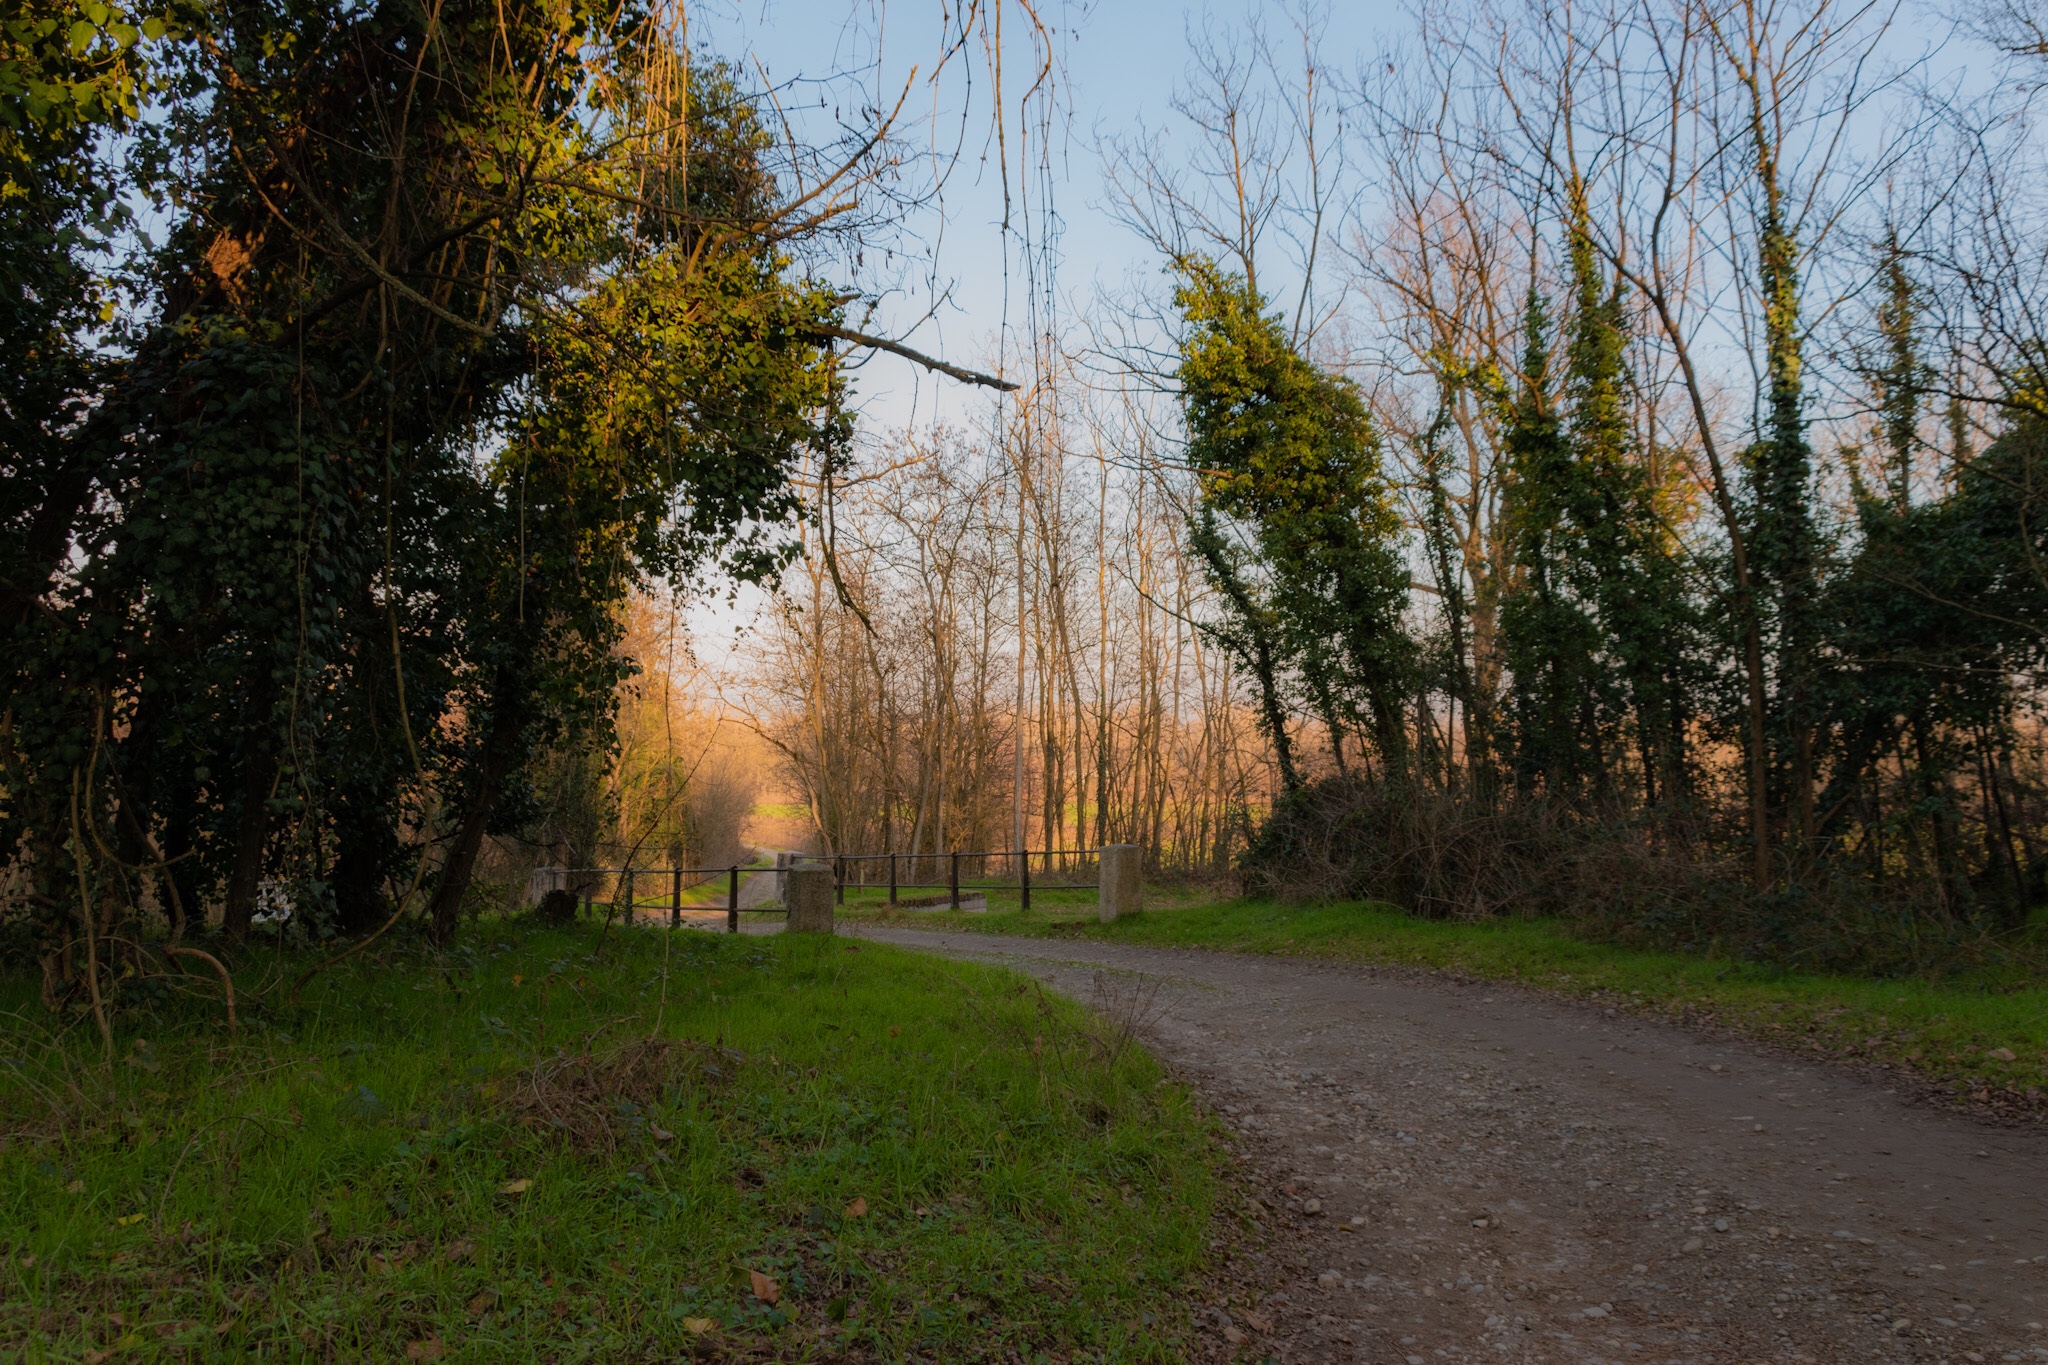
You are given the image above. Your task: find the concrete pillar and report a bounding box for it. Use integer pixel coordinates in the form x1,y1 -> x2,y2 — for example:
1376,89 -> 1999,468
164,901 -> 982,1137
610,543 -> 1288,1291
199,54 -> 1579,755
1098,844 -> 1141,922
785,865 -> 835,934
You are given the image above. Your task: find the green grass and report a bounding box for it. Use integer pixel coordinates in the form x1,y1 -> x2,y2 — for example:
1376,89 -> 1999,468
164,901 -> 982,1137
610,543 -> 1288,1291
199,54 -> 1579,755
1,922 -> 1219,1361
842,895 -> 2048,1103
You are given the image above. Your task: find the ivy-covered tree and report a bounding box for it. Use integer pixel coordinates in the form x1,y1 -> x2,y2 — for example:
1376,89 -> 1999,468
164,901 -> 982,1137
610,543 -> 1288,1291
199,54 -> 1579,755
1174,257 -> 1412,788
1,0 -> 865,980
1498,288 -> 1608,801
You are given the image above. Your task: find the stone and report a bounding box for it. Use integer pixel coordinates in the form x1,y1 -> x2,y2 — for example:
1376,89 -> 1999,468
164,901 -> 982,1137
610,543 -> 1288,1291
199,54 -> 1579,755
1318,1269 -> 1343,1287
1303,1198 -> 1323,1215
1682,1237 -> 1705,1253
785,865 -> 834,933
1987,1047 -> 2017,1063
1098,843 -> 1141,922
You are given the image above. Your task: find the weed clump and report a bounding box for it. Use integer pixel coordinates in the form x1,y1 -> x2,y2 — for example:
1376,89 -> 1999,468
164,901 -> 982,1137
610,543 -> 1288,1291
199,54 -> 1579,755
496,1036 -> 741,1153
534,889 -> 580,926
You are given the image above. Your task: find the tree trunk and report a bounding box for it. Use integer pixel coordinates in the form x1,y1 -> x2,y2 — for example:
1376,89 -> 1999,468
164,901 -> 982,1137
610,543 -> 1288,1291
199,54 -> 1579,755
332,780 -> 395,936
427,685 -> 523,942
220,751 -> 274,938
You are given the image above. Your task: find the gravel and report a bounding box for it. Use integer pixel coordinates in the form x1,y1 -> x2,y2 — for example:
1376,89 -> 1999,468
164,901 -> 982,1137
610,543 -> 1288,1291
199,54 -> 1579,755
854,927 -> 2048,1364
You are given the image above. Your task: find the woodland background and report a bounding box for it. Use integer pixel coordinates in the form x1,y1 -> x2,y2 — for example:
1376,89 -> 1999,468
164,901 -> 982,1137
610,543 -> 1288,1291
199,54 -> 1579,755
8,0 -> 2048,1014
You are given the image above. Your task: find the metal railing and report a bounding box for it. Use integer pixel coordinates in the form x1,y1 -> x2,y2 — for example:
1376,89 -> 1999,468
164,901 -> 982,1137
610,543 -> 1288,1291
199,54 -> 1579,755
539,846 -> 1105,929
539,865 -> 758,933
821,848 -> 1102,912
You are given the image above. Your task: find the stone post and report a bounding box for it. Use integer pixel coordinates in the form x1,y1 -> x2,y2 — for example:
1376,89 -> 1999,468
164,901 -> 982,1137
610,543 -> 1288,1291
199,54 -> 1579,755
785,865 -> 835,934
525,865 -> 564,907
1098,844 -> 1141,923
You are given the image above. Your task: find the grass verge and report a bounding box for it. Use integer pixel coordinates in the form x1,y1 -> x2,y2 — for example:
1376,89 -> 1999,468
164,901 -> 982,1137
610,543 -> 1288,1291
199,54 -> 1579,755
843,896 -> 2048,1112
1,922 -> 1218,1361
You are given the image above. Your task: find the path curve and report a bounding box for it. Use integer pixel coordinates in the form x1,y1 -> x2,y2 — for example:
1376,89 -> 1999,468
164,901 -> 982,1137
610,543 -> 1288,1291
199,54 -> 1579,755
851,926 -> 2048,1365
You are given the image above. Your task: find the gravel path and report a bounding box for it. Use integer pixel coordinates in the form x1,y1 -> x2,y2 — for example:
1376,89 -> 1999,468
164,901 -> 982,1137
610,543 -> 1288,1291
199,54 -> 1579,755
850,926 -> 2048,1365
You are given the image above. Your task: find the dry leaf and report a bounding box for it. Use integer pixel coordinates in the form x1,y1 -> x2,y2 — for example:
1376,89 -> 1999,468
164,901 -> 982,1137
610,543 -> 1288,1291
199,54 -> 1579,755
498,1177 -> 533,1195
748,1269 -> 781,1304
64,1179 -> 83,1193
443,1238 -> 475,1263
887,1026 -> 901,1038
405,1338 -> 447,1360
114,1213 -> 145,1227
682,1317 -> 717,1334
1243,1310 -> 1274,1333
510,974 -> 523,986
650,1124 -> 674,1142
467,1290 -> 496,1316
1222,1324 -> 1247,1344
843,1196 -> 868,1218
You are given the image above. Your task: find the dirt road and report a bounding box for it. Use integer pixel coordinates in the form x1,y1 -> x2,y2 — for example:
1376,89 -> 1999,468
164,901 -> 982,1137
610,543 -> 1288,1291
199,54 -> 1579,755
852,926 -> 2048,1365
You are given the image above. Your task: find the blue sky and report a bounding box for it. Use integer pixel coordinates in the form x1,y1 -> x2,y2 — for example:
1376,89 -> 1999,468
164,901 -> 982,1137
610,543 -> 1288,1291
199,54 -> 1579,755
689,0 -> 1401,431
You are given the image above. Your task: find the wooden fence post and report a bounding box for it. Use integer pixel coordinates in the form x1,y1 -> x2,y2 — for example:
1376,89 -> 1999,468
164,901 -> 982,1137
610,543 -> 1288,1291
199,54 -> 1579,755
727,866 -> 739,934
670,867 -> 682,928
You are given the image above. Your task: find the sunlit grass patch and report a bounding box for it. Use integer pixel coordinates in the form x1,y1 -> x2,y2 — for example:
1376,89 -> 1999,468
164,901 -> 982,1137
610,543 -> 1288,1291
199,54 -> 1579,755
0,924 -> 1217,1361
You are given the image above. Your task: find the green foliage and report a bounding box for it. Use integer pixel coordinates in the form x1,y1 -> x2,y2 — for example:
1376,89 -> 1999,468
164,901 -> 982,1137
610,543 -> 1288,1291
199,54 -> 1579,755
1,2 -> 849,957
0,0 -> 184,195
0,924 -> 1219,1359
1820,415 -> 2048,923
1174,256 -> 1412,787
1499,288 -> 1609,799
1497,232 -> 1694,808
